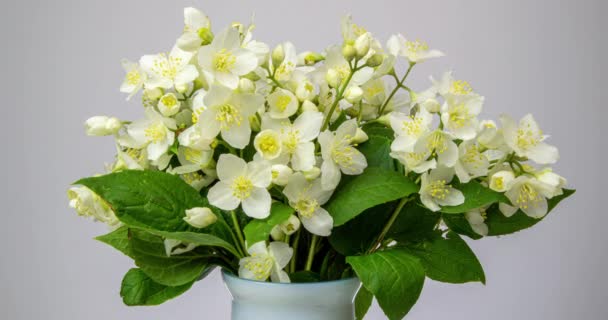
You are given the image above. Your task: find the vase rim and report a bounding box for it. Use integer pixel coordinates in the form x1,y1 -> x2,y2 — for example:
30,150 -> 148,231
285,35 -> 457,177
221,268 -> 359,286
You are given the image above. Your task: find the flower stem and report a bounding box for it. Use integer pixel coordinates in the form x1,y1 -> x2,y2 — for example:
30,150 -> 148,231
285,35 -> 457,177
290,229 -> 302,273
321,63 -> 358,131
305,235 -> 319,271
230,211 -> 247,256
366,197 -> 410,254
378,62 -> 415,116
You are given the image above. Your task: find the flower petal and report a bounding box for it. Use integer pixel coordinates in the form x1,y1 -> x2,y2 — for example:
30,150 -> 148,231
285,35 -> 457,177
300,207 -> 333,236
217,154 -> 247,181
242,187 -> 271,219
208,181 -> 240,210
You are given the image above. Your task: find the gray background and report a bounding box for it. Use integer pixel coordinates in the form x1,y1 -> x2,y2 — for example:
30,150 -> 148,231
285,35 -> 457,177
2,0 -> 606,319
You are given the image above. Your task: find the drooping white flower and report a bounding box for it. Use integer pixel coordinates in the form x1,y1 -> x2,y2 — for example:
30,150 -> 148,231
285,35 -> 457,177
198,27 -> 258,89
140,46 -> 199,90
283,173 -> 334,236
208,154 -> 272,219
67,186 -> 120,227
440,94 -> 484,140
176,7 -> 212,51
387,34 -> 444,63
533,168 -> 567,198
85,116 -> 122,136
267,88 -> 298,119
271,164 -> 293,186
126,108 -> 176,161
261,111 -> 323,171
431,71 -> 475,97
184,207 -> 217,228
454,140 -> 489,183
390,149 -> 437,174
477,120 -> 505,150
414,130 -> 459,168
198,84 -> 264,149
489,170 -> 515,192
158,93 -> 181,117
175,146 -> 214,172
177,124 -> 215,151
465,208 -> 488,236
389,108 -> 434,153
500,175 -> 555,218
419,167 -> 464,212
500,114 -> 559,164
270,214 -> 302,240
239,241 -> 293,283
120,59 -> 146,99
319,119 -> 368,190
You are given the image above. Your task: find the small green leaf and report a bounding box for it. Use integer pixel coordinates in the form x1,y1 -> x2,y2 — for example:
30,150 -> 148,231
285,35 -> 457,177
355,285 -> 374,320
326,168 -> 418,226
404,232 -> 485,284
357,134 -> 395,170
243,202 -> 294,247
95,226 -> 132,257
441,181 -> 509,214
347,249 -> 425,320
120,268 -> 194,306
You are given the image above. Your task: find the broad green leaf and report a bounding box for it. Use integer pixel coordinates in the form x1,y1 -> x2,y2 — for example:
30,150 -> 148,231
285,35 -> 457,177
362,122 -> 394,137
357,134 -> 395,170
120,268 -> 194,306
243,202 -> 294,247
129,230 -> 209,287
441,181 -> 509,214
486,189 -> 575,236
355,285 -> 373,320
404,232 -> 485,284
347,249 -> 425,320
326,168 -> 418,226
145,230 -> 241,258
388,202 -> 441,243
95,226 -> 132,257
329,203 -> 394,256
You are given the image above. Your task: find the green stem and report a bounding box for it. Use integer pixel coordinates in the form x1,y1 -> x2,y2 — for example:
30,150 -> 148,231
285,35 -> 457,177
378,62 -> 415,116
230,211 -> 247,256
367,197 -> 410,254
321,63 -> 358,131
305,235 -> 319,271
290,229 -> 302,273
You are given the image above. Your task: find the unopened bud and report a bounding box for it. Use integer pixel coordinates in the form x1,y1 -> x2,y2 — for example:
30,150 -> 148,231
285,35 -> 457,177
303,52 -> 324,65
326,68 -> 342,88
197,28 -> 214,45
342,44 -> 356,62
301,100 -> 319,112
85,116 -> 122,136
184,207 -> 217,228
238,78 -> 255,93
352,128 -> 369,144
303,167 -> 321,180
279,215 -> 301,236
271,44 -> 285,68
366,53 -> 384,68
344,86 -> 363,103
143,87 -> 163,101
271,164 -> 293,186
354,33 -> 371,59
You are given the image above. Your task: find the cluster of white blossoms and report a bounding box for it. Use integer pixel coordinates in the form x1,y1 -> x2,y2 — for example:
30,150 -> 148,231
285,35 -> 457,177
71,8 -> 567,282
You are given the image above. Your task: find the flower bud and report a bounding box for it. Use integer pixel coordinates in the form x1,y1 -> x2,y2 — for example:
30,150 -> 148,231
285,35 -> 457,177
175,82 -> 190,94
249,115 -> 261,132
376,114 -> 391,126
344,86 -> 363,103
238,78 -> 256,93
271,164 -> 293,186
295,80 -> 315,101
184,207 -> 217,228
489,171 -> 515,192
342,44 -> 356,62
270,225 -> 285,241
301,100 -> 319,112
271,44 -> 285,68
366,53 -> 384,67
326,68 -> 342,88
303,167 -> 321,180
354,33 -> 371,59
420,98 -> 441,113
158,93 -> 181,117
143,87 -> 163,101
197,27 -> 214,45
303,52 -> 324,65
279,215 -> 301,236
85,116 -> 122,136
352,128 -> 369,144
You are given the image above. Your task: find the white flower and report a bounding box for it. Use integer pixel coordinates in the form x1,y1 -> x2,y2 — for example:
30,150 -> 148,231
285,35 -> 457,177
454,141 -> 489,183
387,34 -> 444,63
261,111 -> 323,171
501,175 -> 555,218
239,241 -> 293,283
414,130 -> 459,168
341,15 -> 368,43
176,7 -> 212,51
177,124 -> 214,151
477,120 -> 504,149
68,186 -> 120,227
267,88 -> 298,119
158,93 -> 181,117
271,42 -> 298,82
283,173 -> 334,236
389,108 -> 434,153
419,167 -> 464,212
85,116 -> 122,136
208,154 -> 272,219
390,149 -> 437,173
533,168 -> 566,198
199,84 -> 264,149
271,164 -> 293,186
489,170 -> 515,192
176,146 -> 214,171
120,59 -> 146,99
344,85 -> 363,103
254,129 -> 283,160
465,208 -> 488,236
184,207 -> 217,228
271,214 -> 301,240
140,46 -> 199,90
431,71 -> 475,96
440,94 -> 484,140
354,32 -> 372,58
322,46 -> 373,88
198,27 -> 258,89
319,119 -> 368,190
126,108 -> 176,161
500,114 -> 559,164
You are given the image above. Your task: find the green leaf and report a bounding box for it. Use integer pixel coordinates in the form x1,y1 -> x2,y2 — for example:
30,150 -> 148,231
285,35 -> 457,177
243,202 -> 294,247
357,135 -> 395,170
120,268 -> 194,306
355,285 -> 374,320
441,181 -> 509,214
442,214 -> 483,240
95,226 -> 132,257
347,249 -> 425,320
486,189 -> 575,236
129,229 -> 209,287
330,203 -> 394,256
326,168 -> 418,226
388,202 -> 441,243
362,122 -> 394,137
404,232 -> 485,284
145,230 -> 241,258
289,271 -> 321,283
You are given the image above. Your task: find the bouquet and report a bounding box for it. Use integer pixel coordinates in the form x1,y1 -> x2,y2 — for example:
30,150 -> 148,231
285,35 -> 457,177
68,7 -> 574,319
